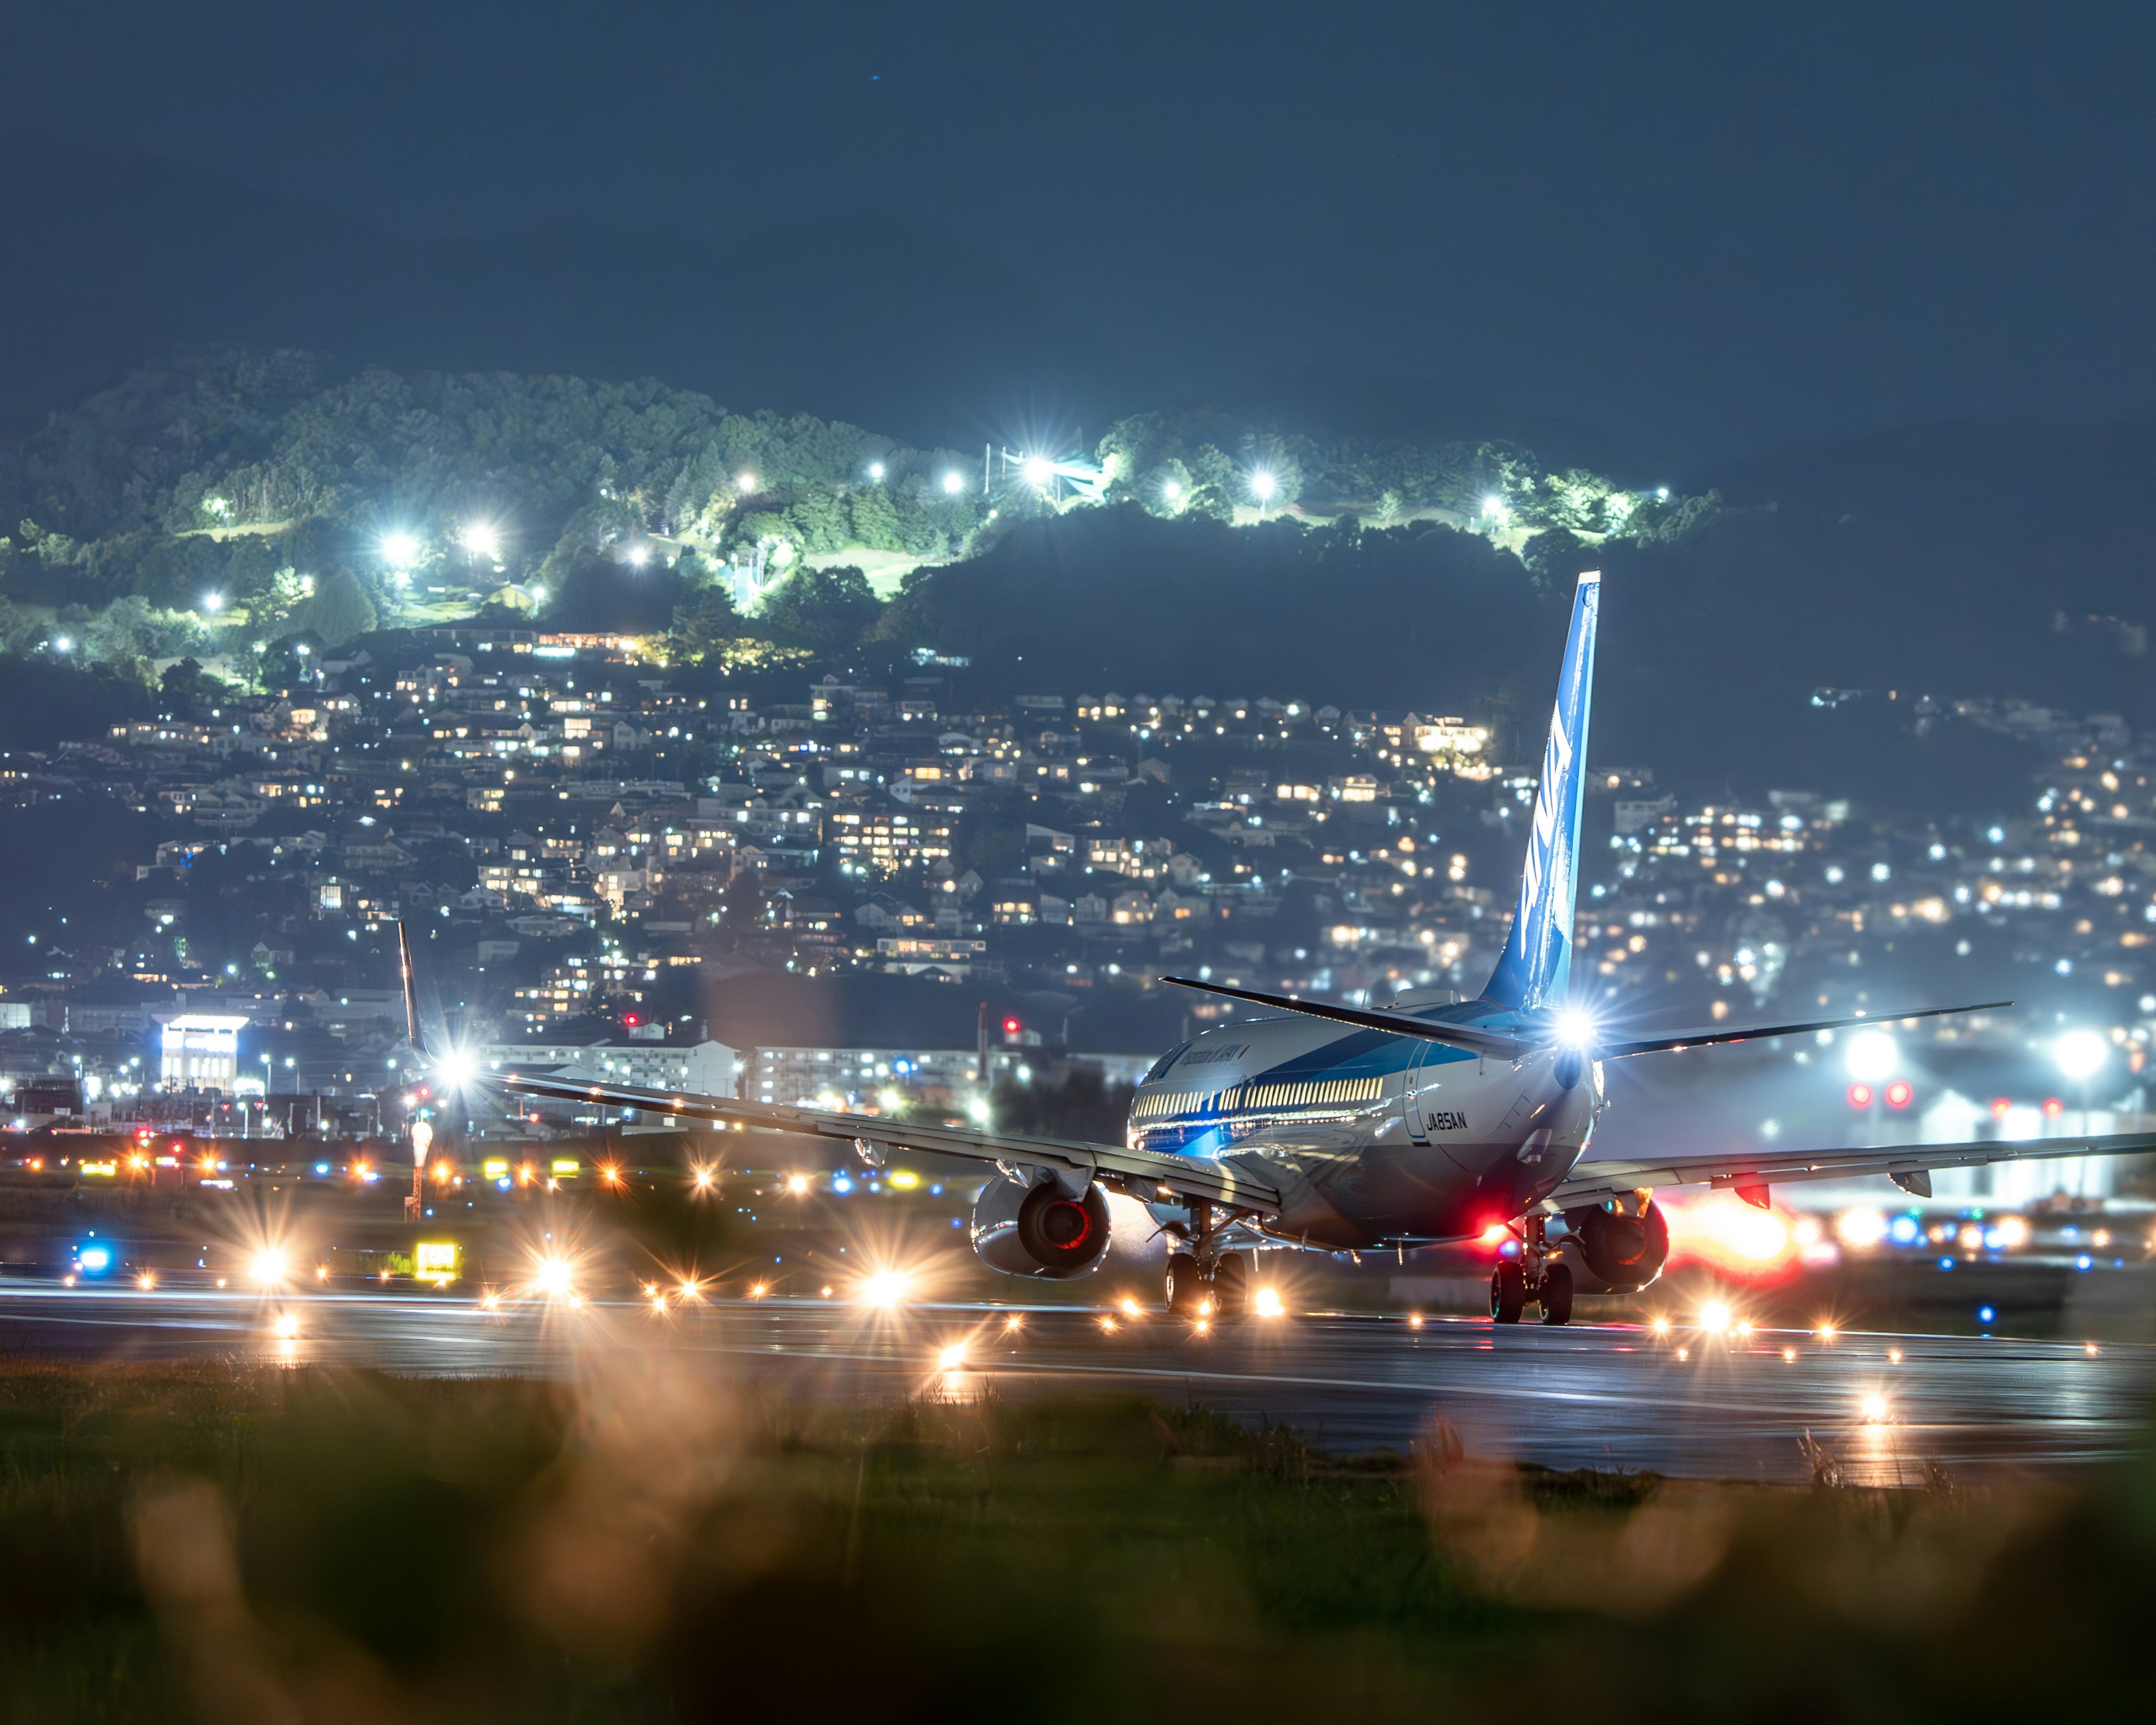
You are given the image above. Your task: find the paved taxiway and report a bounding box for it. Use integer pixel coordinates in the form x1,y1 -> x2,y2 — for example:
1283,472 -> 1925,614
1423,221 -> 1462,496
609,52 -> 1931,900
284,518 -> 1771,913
1,1286 -> 2146,1484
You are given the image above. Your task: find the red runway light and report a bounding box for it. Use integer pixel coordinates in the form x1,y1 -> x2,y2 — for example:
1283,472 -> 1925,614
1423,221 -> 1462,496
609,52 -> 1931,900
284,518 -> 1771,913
1846,1083 -> 1873,1108
1885,1080 -> 1913,1109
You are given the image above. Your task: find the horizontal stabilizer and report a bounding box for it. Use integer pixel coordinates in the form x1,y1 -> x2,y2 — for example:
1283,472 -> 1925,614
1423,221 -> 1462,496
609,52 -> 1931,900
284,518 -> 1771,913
1598,1000 -> 2012,1059
1160,976 -> 1527,1060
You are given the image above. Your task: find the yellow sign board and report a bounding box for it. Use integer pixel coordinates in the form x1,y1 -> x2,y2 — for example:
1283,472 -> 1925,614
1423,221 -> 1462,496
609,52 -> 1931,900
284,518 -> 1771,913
550,1158 -> 580,1177
80,1161 -> 117,1178
414,1241 -> 459,1283
482,1158 -> 509,1179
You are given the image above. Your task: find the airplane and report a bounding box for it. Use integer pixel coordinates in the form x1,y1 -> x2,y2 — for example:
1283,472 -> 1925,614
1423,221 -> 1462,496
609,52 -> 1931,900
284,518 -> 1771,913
400,568 -> 2156,1322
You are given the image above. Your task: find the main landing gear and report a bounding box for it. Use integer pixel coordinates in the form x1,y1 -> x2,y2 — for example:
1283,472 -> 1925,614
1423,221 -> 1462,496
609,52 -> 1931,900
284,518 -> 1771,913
1489,1215 -> 1573,1326
1164,1198 -> 1251,1318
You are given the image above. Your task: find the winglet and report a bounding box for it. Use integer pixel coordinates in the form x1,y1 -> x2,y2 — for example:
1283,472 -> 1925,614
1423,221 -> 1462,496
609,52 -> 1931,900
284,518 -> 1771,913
398,919 -> 430,1058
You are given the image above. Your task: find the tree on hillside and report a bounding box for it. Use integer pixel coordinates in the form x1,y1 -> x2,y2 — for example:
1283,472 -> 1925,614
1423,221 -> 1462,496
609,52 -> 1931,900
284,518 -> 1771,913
757,566 -> 880,654
297,569 -> 377,647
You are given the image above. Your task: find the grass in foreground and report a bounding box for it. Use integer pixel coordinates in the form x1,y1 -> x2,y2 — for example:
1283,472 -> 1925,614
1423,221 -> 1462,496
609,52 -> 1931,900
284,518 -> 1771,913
0,1354 -> 2151,1722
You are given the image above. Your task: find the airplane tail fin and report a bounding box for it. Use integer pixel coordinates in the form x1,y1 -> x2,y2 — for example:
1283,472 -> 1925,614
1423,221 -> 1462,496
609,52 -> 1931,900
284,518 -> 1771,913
398,920 -> 430,1058
1482,569 -> 1600,1012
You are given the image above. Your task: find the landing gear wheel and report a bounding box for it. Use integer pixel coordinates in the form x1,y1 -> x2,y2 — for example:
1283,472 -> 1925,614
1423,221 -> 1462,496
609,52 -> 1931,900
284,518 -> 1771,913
1490,1262 -> 1525,1324
1166,1252 -> 1205,1317
1212,1252 -> 1249,1318
1538,1262 -> 1574,1326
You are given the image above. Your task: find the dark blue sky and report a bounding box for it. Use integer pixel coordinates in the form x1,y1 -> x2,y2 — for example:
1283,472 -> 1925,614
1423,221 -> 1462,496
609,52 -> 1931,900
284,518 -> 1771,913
5,2 -> 2154,465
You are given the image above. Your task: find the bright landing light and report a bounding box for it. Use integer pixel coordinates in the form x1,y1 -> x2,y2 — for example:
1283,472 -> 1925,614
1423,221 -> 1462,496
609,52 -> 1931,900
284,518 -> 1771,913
532,1257 -> 574,1299
1698,1300 -> 1733,1334
250,1248 -> 290,1285
1253,1287 -> 1285,1318
2055,1028 -> 2109,1081
861,1270 -> 912,1308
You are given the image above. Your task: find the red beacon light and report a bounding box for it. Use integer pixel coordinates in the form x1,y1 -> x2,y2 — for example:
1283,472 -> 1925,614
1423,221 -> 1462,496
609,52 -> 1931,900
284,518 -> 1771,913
2043,1097 -> 2065,1117
1884,1080 -> 1913,1110
1002,1016 -> 1022,1036
1990,1097 -> 2012,1120
1847,1083 -> 1874,1108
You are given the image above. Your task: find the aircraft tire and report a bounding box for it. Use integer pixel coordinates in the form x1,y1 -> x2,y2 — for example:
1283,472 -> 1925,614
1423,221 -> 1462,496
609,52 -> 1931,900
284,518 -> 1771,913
1165,1252 -> 1204,1316
1490,1262 -> 1525,1324
1538,1263 -> 1574,1326
1212,1251 -> 1249,1317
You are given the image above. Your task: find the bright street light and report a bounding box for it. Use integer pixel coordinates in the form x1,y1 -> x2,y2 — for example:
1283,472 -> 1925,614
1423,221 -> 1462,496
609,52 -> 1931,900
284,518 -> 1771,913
627,544 -> 650,568
1162,479 -> 1182,502
941,471 -> 964,495
1021,455 -> 1056,488
380,531 -> 421,567
867,462 -> 885,482
460,522 -> 499,560
202,592 -> 224,613
1482,494 -> 1509,522
737,472 -> 757,495
1249,471 -> 1277,502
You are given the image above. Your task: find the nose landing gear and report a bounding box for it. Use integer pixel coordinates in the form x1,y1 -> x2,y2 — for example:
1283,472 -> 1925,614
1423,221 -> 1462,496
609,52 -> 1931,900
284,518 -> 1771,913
1489,1215 -> 1574,1325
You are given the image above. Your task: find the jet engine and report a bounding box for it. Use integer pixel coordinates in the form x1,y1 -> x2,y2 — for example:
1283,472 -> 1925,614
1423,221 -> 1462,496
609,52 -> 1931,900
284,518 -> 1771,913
971,1175 -> 1112,1278
1563,1198 -> 1670,1292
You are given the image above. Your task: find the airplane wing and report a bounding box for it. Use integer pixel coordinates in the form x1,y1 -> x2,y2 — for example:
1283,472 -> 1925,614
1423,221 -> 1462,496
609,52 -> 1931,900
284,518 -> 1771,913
476,1066 -> 1285,1213
1547,1129 -> 2156,1207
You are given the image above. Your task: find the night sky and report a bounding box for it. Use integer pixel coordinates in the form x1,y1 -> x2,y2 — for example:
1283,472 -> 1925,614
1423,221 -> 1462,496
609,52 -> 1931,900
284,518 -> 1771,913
4,2 -> 2154,466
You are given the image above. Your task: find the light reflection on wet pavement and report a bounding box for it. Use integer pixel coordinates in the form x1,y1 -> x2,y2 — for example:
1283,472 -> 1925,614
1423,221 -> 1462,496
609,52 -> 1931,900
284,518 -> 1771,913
2,1286 -> 2147,1483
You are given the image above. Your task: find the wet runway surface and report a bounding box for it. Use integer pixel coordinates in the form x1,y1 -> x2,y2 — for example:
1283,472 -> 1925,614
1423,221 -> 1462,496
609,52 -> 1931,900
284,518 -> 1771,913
2,1285 -> 2149,1484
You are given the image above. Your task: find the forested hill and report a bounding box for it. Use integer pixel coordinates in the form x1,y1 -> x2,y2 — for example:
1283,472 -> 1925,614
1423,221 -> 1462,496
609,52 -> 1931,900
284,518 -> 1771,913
4,350 -> 2155,814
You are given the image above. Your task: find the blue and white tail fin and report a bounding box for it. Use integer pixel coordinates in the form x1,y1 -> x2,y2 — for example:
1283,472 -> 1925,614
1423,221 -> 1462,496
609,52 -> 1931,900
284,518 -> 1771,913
1482,569 -> 1600,1012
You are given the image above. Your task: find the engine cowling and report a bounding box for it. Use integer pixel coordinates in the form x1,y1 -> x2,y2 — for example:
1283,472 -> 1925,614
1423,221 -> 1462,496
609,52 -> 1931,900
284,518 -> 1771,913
1564,1198 -> 1670,1292
971,1176 -> 1112,1278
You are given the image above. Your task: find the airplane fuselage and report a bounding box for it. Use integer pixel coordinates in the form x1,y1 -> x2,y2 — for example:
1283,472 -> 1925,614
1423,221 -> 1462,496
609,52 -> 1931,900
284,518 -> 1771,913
1129,1010 -> 1604,1248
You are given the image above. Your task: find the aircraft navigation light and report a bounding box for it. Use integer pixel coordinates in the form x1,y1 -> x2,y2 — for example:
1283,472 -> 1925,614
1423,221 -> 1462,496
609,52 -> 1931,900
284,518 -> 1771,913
861,1269 -> 911,1308
937,1343 -> 967,1370
1254,1287 -> 1285,1318
380,531 -> 421,566
2055,1028 -> 2109,1081
1845,1030 -> 1898,1084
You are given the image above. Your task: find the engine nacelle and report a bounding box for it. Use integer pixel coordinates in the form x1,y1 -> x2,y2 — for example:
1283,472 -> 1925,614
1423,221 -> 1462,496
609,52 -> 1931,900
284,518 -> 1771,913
971,1175 -> 1112,1279
1563,1198 -> 1670,1292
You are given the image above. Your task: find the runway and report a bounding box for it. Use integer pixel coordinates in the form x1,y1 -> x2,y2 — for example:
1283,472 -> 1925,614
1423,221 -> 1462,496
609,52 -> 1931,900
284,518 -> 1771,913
1,1284 -> 2147,1484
